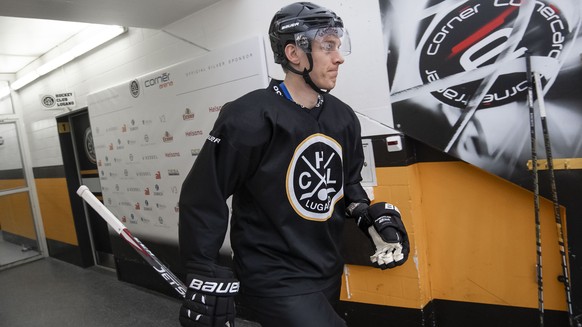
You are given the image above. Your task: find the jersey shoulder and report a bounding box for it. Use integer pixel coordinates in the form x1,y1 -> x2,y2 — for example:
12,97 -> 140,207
211,88 -> 278,146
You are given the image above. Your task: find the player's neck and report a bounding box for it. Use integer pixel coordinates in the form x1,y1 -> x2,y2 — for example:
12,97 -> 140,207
283,74 -> 319,109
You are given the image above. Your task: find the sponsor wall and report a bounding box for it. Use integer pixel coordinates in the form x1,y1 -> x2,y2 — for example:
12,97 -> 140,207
87,37 -> 269,244
380,0 -> 582,188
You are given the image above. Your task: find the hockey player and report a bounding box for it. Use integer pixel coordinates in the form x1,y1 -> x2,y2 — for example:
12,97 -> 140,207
178,2 -> 409,327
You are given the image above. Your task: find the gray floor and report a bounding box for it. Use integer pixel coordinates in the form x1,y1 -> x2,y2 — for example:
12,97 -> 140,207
0,257 -> 259,326
0,231 -> 40,266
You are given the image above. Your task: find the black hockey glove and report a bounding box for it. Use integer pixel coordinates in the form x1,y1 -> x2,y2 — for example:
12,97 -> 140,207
347,202 -> 410,269
179,263 -> 239,327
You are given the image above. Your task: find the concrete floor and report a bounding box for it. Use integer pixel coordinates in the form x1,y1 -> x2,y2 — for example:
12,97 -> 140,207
0,257 -> 259,327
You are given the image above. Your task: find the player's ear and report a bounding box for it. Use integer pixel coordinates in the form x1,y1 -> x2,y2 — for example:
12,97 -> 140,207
284,43 -> 302,66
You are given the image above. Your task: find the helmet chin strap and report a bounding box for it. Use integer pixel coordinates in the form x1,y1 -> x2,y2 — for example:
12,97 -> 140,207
285,54 -> 329,94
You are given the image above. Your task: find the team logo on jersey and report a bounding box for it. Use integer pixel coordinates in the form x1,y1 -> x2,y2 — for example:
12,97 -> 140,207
286,134 -> 343,221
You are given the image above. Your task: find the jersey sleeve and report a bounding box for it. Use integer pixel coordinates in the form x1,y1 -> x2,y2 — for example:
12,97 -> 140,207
343,109 -> 370,207
178,100 -> 270,271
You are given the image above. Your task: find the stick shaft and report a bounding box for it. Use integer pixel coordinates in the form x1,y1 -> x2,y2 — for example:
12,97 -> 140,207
525,52 -> 544,327
532,73 -> 574,326
77,185 -> 186,298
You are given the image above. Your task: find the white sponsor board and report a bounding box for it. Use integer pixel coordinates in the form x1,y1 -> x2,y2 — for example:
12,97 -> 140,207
87,37 -> 269,243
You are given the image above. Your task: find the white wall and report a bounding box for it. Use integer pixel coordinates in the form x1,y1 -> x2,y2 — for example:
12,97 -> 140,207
11,0 -> 395,169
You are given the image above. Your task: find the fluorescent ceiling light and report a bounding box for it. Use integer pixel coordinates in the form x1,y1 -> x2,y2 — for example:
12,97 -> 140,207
10,70 -> 40,90
10,25 -> 126,91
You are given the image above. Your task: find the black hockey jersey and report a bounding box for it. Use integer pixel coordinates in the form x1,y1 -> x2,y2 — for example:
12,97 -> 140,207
179,79 -> 369,297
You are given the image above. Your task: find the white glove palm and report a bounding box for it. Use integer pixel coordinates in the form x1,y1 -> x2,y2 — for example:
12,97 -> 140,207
368,226 -> 404,267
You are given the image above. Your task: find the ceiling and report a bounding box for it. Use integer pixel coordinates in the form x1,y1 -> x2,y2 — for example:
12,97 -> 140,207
0,0 -> 221,75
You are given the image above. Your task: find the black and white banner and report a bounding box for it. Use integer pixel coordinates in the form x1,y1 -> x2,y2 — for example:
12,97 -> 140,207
381,0 -> 582,188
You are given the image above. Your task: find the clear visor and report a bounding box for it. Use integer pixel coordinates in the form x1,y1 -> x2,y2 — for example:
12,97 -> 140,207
294,27 -> 351,56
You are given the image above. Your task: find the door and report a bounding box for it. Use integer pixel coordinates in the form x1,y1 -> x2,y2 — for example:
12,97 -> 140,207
0,120 -> 44,269
58,109 -> 114,269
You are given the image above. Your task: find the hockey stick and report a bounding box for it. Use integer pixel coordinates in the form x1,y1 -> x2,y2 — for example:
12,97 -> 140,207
76,185 -> 187,298
525,52 -> 544,327
532,72 -> 574,327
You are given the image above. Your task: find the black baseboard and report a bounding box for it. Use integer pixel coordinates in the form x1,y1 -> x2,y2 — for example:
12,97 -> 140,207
333,299 -> 569,327
46,238 -> 92,268
2,231 -> 38,251
432,299 -> 569,327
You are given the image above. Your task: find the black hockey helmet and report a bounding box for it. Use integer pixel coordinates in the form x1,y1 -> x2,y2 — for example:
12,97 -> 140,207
269,2 -> 346,64
268,2 -> 351,93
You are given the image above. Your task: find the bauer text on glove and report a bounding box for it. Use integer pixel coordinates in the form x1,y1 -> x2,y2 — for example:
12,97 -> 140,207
179,263 -> 239,327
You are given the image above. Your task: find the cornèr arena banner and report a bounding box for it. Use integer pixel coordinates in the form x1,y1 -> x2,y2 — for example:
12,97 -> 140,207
380,0 -> 582,188
87,36 -> 269,244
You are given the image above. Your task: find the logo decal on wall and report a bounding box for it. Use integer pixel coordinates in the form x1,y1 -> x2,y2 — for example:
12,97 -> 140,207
286,134 -> 344,221
418,0 -> 570,109
129,79 -> 140,98
84,127 -> 96,164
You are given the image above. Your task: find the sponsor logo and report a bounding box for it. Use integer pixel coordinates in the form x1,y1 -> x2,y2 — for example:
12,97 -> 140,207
168,169 -> 179,176
209,105 -> 222,112
127,187 -> 140,192
119,201 -> 132,207
144,200 -> 152,211
136,171 -> 152,177
142,154 -> 159,160
287,134 -> 344,221
162,131 -> 174,143
129,79 -> 140,98
135,203 -> 141,210
165,152 -> 181,158
122,124 -> 127,132
418,0 -> 570,109
183,108 -> 195,120
130,119 -> 139,131
84,128 -> 96,164
153,184 -> 164,196
191,148 -> 201,156
145,72 -> 173,89
145,187 -> 150,195
155,171 -> 162,179
185,130 -> 203,137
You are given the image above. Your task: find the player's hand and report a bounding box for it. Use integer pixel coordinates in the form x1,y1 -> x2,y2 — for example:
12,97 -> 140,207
348,202 -> 410,269
179,263 -> 239,327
